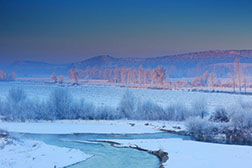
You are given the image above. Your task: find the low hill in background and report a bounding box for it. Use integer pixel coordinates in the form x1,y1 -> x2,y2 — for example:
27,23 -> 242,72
2,49 -> 252,78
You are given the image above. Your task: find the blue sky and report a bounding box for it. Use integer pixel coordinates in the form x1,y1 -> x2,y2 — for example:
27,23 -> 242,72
0,0 -> 252,63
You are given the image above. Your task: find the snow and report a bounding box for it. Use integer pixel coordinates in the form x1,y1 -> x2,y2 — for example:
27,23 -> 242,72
0,120 -> 167,134
0,81 -> 251,113
0,138 -> 91,168
113,138 -> 252,168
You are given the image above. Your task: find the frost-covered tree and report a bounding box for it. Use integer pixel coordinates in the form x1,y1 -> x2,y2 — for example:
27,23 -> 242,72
191,98 -> 208,119
118,91 -> 137,119
234,57 -> 241,92
210,107 -> 229,122
138,65 -> 144,85
137,100 -> 164,120
151,66 -> 167,86
69,69 -> 79,85
51,73 -> 57,83
58,75 -> 64,84
7,87 -> 27,104
47,88 -> 73,119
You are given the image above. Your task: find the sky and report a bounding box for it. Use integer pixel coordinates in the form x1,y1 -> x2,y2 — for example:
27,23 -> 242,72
0,0 -> 252,63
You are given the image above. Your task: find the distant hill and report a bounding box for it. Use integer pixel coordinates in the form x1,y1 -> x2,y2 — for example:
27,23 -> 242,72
2,50 -> 252,78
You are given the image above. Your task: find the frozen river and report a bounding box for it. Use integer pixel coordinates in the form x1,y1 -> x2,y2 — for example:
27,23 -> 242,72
14,132 -> 191,168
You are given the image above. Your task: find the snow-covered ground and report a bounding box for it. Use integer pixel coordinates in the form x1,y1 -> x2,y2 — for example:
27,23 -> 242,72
113,138 -> 252,168
0,137 -> 91,168
0,81 -> 251,112
1,120 -> 252,168
0,120 -> 186,134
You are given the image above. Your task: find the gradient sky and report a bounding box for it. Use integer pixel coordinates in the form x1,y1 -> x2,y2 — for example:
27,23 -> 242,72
0,0 -> 252,63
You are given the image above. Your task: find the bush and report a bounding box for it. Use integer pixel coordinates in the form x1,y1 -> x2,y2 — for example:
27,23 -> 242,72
191,98 -> 208,119
210,107 -> 229,122
95,106 -> 119,120
228,101 -> 252,129
118,91 -> 137,119
165,103 -> 190,121
47,88 -> 73,119
186,117 -> 220,140
136,100 -> 164,120
7,87 -> 27,104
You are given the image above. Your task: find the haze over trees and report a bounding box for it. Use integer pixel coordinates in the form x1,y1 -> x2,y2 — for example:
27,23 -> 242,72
0,70 -> 16,81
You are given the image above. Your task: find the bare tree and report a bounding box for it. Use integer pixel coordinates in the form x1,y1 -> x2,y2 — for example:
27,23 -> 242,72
202,71 -> 209,87
11,72 -> 16,80
58,75 -> 64,84
138,65 -> 144,85
210,73 -> 215,89
69,69 -> 79,84
242,64 -> 247,93
151,66 -> 167,86
144,69 -> 152,84
51,72 -> 57,83
231,72 -> 236,92
234,57 -> 241,92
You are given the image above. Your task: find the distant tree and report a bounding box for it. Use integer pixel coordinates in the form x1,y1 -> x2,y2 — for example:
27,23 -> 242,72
58,75 -> 64,84
51,72 -> 57,83
11,72 -> 16,80
69,69 -> 79,84
0,70 -> 6,80
113,68 -> 121,83
231,72 -> 236,92
84,67 -> 91,79
209,73 -> 215,89
192,76 -> 202,87
242,64 -> 247,93
138,65 -> 144,85
120,68 -> 128,84
144,69 -> 152,84
234,57 -> 241,92
202,71 -> 209,87
152,66 -> 167,86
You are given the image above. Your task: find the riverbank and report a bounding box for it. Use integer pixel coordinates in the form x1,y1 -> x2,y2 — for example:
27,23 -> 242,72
0,136 -> 91,168
0,120 -> 185,134
111,138 -> 252,168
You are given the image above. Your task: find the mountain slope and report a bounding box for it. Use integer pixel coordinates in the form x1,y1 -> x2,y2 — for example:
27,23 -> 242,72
2,50 -> 252,77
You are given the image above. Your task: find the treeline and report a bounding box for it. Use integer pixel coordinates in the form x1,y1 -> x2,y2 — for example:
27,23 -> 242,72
50,65 -> 167,86
1,87 -> 252,143
49,57 -> 252,93
0,71 -> 16,81
0,88 -> 207,121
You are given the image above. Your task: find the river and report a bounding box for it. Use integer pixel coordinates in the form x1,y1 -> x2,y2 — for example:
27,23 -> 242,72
13,132 -> 191,168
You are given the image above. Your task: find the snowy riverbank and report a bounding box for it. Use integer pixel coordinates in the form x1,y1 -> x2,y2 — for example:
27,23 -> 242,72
0,137 -> 91,168
0,120 -> 185,134
112,138 -> 252,168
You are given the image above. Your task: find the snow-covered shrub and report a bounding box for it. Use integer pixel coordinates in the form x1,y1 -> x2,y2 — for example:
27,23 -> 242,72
7,87 -> 27,104
165,103 -> 190,121
0,129 -> 8,138
186,117 -> 219,140
75,99 -> 95,120
136,100 -> 164,120
95,106 -> 119,120
47,88 -> 73,119
3,88 -> 29,121
210,107 -> 229,122
0,99 -> 3,116
191,98 -> 208,119
118,90 -> 137,119
228,101 -> 252,129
